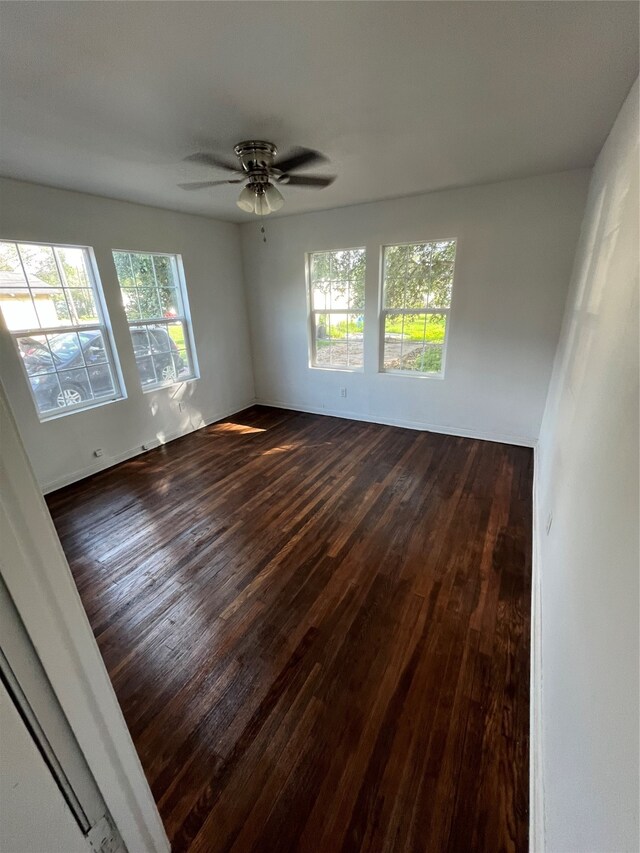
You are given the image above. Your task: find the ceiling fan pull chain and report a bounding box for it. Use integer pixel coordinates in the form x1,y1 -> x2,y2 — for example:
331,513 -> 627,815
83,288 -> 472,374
260,210 -> 267,243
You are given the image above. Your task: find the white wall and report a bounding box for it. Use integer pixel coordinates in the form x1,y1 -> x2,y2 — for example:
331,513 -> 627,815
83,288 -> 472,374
0,178 -> 254,491
535,80 -> 639,852
241,170 -> 590,446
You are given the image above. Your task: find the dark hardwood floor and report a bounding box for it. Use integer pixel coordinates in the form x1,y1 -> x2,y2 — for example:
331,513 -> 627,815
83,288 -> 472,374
47,406 -> 532,852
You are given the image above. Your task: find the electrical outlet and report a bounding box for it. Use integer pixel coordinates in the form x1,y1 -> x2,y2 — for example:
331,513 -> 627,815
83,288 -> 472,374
340,387 -> 347,398
93,448 -> 103,458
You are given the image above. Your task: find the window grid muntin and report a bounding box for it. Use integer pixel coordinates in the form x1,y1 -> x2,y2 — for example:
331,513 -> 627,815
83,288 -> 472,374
308,247 -> 365,372
0,239 -> 124,419
112,250 -> 197,391
380,240 -> 456,377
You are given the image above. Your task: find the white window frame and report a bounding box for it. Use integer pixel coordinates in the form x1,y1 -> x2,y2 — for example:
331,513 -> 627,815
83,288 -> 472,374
0,239 -> 125,421
306,247 -> 366,373
379,239 -> 457,379
112,249 -> 199,392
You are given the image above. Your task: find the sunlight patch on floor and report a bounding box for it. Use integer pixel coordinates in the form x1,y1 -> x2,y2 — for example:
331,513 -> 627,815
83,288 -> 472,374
211,422 -> 266,435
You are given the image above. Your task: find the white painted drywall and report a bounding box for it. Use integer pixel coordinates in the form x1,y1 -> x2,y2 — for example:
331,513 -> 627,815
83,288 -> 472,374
535,79 -> 639,852
0,178 -> 254,490
0,680 -> 89,853
241,171 -> 590,445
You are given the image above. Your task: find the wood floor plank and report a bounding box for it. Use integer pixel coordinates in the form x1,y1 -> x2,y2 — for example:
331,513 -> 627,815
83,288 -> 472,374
47,406 -> 531,852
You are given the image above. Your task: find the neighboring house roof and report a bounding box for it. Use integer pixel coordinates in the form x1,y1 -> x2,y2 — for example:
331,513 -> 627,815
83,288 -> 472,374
0,270 -> 56,296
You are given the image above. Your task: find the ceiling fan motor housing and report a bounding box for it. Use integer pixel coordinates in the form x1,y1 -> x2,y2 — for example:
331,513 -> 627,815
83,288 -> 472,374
234,141 -> 278,174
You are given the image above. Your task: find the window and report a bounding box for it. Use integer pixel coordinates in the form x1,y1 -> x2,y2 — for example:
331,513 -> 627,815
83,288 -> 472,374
380,240 -> 456,376
0,240 -> 124,419
112,250 -> 197,391
308,248 -> 366,370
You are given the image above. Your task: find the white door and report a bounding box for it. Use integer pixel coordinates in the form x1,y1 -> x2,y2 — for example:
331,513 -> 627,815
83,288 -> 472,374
0,574 -> 124,851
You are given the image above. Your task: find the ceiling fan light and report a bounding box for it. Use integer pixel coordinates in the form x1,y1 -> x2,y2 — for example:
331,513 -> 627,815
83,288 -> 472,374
253,192 -> 271,216
236,185 -> 255,212
264,183 -> 284,212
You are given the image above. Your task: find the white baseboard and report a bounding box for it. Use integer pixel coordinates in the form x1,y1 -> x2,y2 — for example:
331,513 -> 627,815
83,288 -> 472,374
255,398 -> 536,448
42,398 -> 257,493
530,444 -> 545,852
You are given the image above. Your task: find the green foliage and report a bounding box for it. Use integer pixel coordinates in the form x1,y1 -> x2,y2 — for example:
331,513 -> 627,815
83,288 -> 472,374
167,323 -> 186,350
316,315 -> 364,339
410,347 -> 443,372
384,313 -> 446,342
384,241 -> 455,309
113,252 -> 178,320
311,249 -> 366,310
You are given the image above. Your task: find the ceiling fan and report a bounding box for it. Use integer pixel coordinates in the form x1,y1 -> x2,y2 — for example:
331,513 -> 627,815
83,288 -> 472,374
178,141 -> 336,215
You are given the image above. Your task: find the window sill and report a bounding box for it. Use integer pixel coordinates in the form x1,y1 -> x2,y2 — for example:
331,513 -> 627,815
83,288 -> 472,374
38,395 -> 124,423
380,369 -> 445,380
309,365 -> 364,374
141,374 -> 199,394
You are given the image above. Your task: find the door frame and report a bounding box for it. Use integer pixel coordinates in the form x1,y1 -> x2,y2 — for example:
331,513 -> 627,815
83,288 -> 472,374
0,380 -> 169,853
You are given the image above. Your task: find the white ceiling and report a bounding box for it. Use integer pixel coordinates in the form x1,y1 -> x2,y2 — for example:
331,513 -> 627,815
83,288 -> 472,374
0,2 -> 637,223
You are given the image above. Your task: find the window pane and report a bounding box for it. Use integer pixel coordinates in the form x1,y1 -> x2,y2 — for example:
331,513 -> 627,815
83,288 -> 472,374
130,327 -> 152,355
88,363 -> 115,399
18,335 -> 55,375
121,288 -> 141,320
382,313 -> 406,370
137,288 -> 162,320
417,345 -> 443,374
46,331 -> 84,364
313,313 -> 364,369
135,353 -> 157,387
80,330 -> 108,365
0,241 -> 25,280
383,240 -> 456,310
65,289 -> 99,324
149,325 -> 170,353
113,250 -> 196,390
2,241 -> 122,419
165,320 -> 186,352
17,244 -> 62,290
383,313 -> 446,373
309,248 -> 365,368
159,288 -> 180,318
129,321 -> 192,389
152,354 -> 178,385
3,293 -> 39,331
113,252 -> 135,288
55,367 -> 94,407
425,313 -> 447,345
383,245 -> 408,309
310,248 -> 366,312
30,373 -> 63,415
153,254 -> 176,288
174,348 -> 190,377
130,253 -> 155,288
55,247 -> 92,288
34,291 -> 72,328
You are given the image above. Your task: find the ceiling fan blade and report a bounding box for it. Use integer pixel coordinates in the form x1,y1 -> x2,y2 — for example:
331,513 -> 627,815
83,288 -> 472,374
178,180 -> 243,190
280,174 -> 336,188
184,152 -> 240,172
274,147 -> 327,173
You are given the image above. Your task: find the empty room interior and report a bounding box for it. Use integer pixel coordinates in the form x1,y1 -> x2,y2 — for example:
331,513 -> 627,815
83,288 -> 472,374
0,3 -> 638,852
